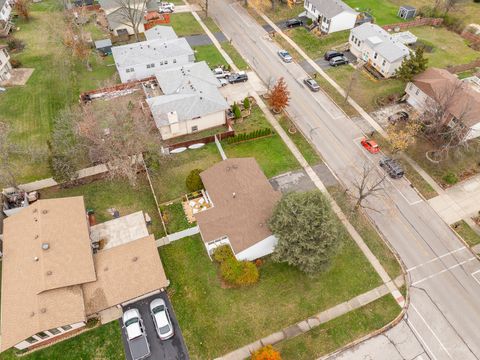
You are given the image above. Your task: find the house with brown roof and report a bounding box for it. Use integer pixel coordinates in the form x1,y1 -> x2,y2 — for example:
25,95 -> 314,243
0,197 -> 168,352
406,68 -> 480,140
194,158 -> 282,261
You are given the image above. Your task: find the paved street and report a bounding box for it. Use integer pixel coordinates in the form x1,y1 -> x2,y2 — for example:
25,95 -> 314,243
209,1 -> 480,359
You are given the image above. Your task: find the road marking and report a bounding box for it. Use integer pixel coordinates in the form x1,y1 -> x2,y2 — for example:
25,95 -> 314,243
412,257 -> 476,286
407,319 -> 439,360
471,269 -> 480,287
407,247 -> 467,272
411,304 -> 454,359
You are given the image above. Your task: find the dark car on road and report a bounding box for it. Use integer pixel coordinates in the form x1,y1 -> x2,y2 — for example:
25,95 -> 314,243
324,50 -> 344,61
286,18 -> 303,28
379,157 -> 404,179
227,72 -> 248,84
329,55 -> 349,67
304,78 -> 320,92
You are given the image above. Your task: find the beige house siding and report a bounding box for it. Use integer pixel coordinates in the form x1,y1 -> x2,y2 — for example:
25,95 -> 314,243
159,111 -> 226,140
0,47 -> 12,82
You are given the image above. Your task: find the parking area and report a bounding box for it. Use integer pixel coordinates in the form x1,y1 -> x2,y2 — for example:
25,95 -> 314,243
120,292 -> 189,360
300,51 -> 357,73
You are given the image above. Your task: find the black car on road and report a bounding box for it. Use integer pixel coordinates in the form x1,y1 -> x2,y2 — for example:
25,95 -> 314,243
324,50 -> 344,61
285,18 -> 303,28
379,157 -> 404,179
228,72 -> 248,84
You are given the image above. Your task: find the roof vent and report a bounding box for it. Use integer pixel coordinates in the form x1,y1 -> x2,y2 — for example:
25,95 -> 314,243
33,208 -> 38,213
30,312 -> 35,317
40,308 -> 47,314
132,256 -> 138,262
42,209 -> 48,215
232,192 -> 236,198
104,266 -> 109,272
46,270 -> 53,276
42,243 -> 50,251
34,256 -> 39,262
35,234 -> 39,239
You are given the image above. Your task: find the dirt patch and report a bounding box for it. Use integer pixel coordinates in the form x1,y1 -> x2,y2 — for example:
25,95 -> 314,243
0,68 -> 34,86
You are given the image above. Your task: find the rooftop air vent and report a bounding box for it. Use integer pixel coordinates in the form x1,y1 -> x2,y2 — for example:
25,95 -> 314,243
42,209 -> 48,215
46,270 -> 52,276
42,243 -> 50,251
132,256 -> 138,262
40,308 -> 46,314
34,256 -> 39,262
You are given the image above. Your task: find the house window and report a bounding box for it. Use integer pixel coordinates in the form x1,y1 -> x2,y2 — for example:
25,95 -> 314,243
36,332 -> 49,340
125,68 -> 134,73
61,325 -> 72,331
382,60 -> 386,66
415,88 -> 420,95
164,60 -> 168,65
160,61 -> 164,65
191,125 -> 198,132
173,59 -> 176,63
48,328 -> 61,335
373,52 -> 378,59
25,337 -> 38,344
146,63 -> 155,69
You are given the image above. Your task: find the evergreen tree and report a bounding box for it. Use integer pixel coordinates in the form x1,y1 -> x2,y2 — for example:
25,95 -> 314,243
396,46 -> 429,82
269,191 -> 342,274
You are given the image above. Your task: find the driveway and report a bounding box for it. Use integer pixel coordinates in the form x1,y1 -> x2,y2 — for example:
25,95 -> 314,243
120,292 -> 189,360
300,51 -> 357,74
269,164 -> 339,193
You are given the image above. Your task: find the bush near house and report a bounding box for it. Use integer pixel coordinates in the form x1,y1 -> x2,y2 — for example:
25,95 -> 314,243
185,168 -> 204,192
225,128 -> 273,144
213,245 -> 260,287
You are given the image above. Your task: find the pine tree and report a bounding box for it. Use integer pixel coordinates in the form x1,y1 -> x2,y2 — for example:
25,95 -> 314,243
269,191 -> 341,274
396,46 -> 429,82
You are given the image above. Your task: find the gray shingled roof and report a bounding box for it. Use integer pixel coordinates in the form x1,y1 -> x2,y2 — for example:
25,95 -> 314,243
351,23 -> 410,63
144,25 -> 178,41
95,39 -> 112,49
106,7 -> 145,30
0,0 -> 7,10
146,61 -> 228,125
112,37 -> 194,67
99,0 -> 157,11
307,0 -> 357,18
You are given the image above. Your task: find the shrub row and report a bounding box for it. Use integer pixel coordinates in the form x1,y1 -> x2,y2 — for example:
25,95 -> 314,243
225,128 -> 273,144
212,245 -> 259,287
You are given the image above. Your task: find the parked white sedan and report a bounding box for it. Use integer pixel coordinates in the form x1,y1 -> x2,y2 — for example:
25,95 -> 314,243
150,298 -> 174,340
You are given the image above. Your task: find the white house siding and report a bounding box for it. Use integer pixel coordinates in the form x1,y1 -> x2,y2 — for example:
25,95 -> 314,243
204,236 -> 232,258
405,82 -> 429,110
327,12 -> 357,33
14,322 -> 85,350
235,235 -> 278,261
0,0 -> 12,22
0,47 -> 11,82
466,123 -> 480,140
118,54 -> 195,83
158,110 -> 226,140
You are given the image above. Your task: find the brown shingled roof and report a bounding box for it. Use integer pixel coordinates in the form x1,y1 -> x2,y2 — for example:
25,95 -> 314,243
194,158 -> 281,254
413,68 -> 480,127
82,235 -> 168,315
1,197 -> 95,351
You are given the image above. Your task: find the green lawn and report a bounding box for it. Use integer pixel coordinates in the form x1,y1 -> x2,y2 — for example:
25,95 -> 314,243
159,234 -> 382,359
149,144 -> 222,203
285,28 -> 349,60
170,13 -> 205,36
326,66 -> 405,112
221,42 -> 250,70
452,220 -> 480,247
277,294 -> 400,359
40,176 -> 166,238
1,322 -> 124,360
409,26 -> 479,68
223,135 -> 301,178
343,0 -> 405,25
193,44 -> 228,68
328,186 -> 402,279
277,115 -> 322,166
0,8 -> 117,185
161,201 -> 195,234
260,3 -> 304,22
199,13 -> 222,33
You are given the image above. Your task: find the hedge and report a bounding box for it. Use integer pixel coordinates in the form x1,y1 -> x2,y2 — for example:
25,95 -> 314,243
225,128 -> 273,144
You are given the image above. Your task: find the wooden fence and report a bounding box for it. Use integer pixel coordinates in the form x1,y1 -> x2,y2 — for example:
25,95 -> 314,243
382,18 -> 443,31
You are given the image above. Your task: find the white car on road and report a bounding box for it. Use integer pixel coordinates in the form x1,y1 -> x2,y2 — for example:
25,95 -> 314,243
150,298 -> 174,340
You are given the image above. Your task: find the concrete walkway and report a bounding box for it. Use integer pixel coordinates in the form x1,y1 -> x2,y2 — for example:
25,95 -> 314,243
216,277 -> 404,360
429,173 -> 480,224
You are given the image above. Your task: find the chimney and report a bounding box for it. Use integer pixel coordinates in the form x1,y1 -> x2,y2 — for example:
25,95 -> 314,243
232,192 -> 236,198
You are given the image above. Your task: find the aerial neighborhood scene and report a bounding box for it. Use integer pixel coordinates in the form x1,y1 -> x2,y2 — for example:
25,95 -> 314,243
1,0 -> 480,358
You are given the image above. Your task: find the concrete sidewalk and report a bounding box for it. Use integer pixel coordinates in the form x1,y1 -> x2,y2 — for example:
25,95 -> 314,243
216,277 -> 404,360
429,174 -> 480,224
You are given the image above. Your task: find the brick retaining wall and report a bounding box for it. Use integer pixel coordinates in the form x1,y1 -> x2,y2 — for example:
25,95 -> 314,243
461,29 -> 480,44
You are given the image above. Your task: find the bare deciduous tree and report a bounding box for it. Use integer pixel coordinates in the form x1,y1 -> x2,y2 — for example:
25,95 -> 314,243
112,0 -> 150,41
63,9 -> 92,70
15,0 -> 32,21
75,96 -> 163,186
351,163 -> 386,211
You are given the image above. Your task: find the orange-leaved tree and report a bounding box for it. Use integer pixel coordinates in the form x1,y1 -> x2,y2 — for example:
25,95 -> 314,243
268,77 -> 290,114
251,345 -> 281,360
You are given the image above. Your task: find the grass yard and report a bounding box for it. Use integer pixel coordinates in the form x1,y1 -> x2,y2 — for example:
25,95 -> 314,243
314,74 -> 359,117
149,144 -> 222,203
199,13 -> 222,33
277,115 -> 322,166
261,3 -> 304,22
410,26 -> 479,69
223,135 -> 301,178
327,66 -> 405,112
161,201 -> 195,234
285,28 -> 349,60
452,220 -> 480,247
193,44 -> 228,68
0,8 -> 117,184
328,186 -> 402,279
1,322 -> 124,360
277,294 -> 400,359
40,176 -> 166,238
159,234 -> 383,359
221,42 -> 250,70
234,104 -> 274,133
343,0 -> 404,25
170,13 -> 205,36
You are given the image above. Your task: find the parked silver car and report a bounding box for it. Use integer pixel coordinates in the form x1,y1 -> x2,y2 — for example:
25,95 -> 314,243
278,50 -> 293,63
150,298 -> 174,340
304,78 -> 320,92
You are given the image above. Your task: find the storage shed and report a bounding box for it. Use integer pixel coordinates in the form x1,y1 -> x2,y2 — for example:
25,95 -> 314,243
398,5 -> 416,20
95,39 -> 113,56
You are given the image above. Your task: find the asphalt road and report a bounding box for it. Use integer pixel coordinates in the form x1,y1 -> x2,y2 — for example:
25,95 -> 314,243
120,292 -> 189,360
209,1 -> 480,359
